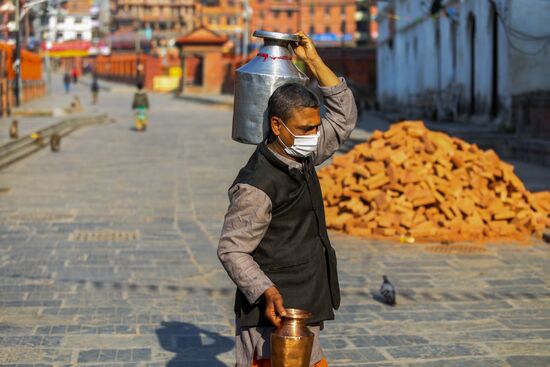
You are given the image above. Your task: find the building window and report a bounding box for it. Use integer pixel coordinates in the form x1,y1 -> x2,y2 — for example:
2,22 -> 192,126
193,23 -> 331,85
309,5 -> 314,17
76,32 -> 82,40
74,16 -> 82,24
341,6 -> 345,16
274,10 -> 280,18
286,10 -> 292,18
309,25 -> 314,35
325,25 -> 330,34
325,6 -> 330,16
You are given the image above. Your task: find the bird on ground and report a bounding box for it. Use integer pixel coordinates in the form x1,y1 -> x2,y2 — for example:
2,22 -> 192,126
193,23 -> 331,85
380,275 -> 396,306
50,133 -> 61,152
9,120 -> 18,139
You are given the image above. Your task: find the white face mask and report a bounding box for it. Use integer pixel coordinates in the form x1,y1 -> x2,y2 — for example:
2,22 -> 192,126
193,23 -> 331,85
278,120 -> 320,158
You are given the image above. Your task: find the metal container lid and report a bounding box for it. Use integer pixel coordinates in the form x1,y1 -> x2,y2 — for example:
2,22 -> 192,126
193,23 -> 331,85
252,30 -> 300,42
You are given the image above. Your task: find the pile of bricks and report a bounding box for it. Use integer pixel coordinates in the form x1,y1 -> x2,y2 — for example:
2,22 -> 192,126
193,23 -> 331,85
319,121 -> 550,242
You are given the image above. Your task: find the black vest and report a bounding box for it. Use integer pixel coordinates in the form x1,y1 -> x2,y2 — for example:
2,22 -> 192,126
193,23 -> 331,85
232,143 -> 340,327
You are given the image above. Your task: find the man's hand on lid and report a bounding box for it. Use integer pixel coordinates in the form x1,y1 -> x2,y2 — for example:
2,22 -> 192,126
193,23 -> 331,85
291,31 -> 340,87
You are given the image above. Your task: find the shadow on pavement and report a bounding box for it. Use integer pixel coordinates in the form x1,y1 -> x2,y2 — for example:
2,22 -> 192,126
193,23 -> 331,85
3,270 -> 550,303
371,292 -> 396,306
155,321 -> 233,367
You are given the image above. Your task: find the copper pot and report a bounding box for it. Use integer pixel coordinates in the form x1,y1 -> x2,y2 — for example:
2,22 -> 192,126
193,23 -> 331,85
270,308 -> 314,367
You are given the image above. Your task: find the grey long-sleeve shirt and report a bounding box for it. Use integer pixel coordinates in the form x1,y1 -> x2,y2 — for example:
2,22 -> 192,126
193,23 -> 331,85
218,78 -> 357,366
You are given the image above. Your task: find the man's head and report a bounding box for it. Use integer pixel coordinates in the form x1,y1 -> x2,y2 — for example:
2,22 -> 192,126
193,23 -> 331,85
137,82 -> 144,90
267,83 -> 321,154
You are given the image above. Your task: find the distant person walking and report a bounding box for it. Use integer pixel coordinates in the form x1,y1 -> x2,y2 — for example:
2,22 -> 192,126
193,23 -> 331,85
132,82 -> 150,131
91,76 -> 100,105
71,66 -> 79,84
63,72 -> 71,93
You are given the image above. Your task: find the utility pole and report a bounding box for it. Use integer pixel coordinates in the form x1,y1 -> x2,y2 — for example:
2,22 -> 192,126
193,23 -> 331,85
13,0 -> 49,106
134,21 -> 142,85
134,21 -> 141,55
14,0 -> 21,106
297,0 -> 301,32
42,0 -> 52,89
242,0 -> 251,60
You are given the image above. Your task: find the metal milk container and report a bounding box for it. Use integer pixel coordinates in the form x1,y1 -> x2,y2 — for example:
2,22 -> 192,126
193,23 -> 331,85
232,30 -> 309,144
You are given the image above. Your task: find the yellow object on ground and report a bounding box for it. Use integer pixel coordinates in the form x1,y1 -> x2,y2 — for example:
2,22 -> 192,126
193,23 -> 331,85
169,67 -> 182,78
153,76 -> 179,92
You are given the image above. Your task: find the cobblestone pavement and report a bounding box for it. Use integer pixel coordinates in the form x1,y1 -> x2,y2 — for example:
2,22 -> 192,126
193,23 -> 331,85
0,77 -> 96,144
0,77 -> 549,367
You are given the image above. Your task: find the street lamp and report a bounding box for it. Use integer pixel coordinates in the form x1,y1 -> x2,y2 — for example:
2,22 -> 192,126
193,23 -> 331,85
13,0 -> 49,106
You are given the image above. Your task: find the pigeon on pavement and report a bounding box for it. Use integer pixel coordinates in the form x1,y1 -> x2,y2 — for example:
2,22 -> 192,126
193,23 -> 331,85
380,275 -> 396,306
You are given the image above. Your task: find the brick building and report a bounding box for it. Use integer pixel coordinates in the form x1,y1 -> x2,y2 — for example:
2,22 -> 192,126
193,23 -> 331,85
176,26 -> 228,94
65,0 -> 92,15
0,0 -> 16,41
194,0 -> 244,52
191,0 -> 359,51
355,0 -> 378,46
250,0 -> 357,47
110,0 -> 194,36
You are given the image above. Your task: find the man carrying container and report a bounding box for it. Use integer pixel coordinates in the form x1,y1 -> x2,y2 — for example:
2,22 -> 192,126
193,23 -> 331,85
218,32 -> 358,367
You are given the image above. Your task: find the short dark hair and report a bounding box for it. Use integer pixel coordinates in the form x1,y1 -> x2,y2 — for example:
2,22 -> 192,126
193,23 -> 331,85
268,83 -> 320,122
137,82 -> 144,90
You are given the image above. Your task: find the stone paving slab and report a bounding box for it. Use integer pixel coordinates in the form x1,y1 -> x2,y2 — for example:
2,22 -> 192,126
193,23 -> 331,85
0,77 -> 96,145
0,78 -> 549,366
